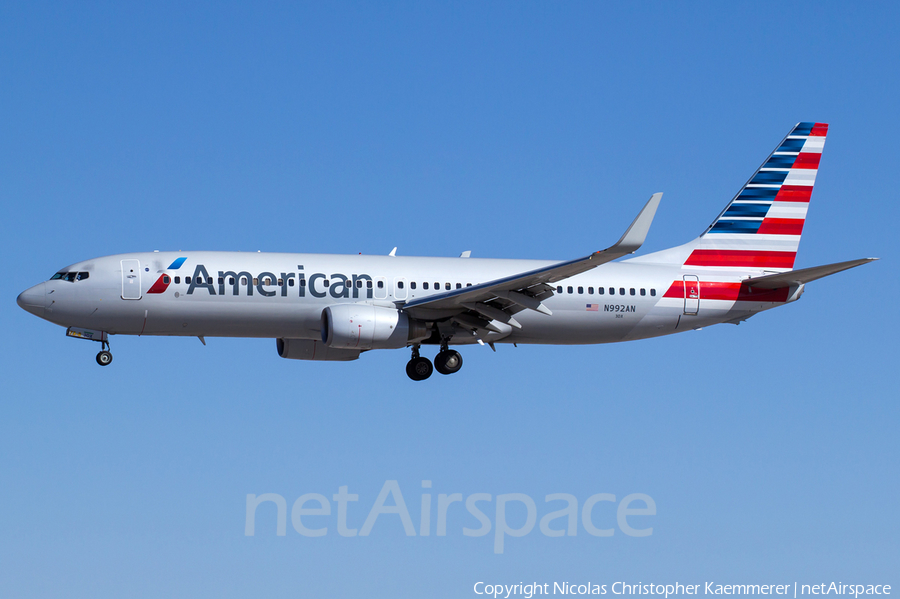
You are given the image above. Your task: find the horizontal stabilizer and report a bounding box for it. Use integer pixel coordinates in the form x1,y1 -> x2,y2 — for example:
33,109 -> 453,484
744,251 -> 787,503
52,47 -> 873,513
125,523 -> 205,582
743,258 -> 877,289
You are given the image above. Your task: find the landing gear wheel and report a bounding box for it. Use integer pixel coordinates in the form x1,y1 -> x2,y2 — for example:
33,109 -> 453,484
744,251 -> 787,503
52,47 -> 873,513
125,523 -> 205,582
406,357 -> 433,381
96,350 -> 113,366
434,350 -> 463,375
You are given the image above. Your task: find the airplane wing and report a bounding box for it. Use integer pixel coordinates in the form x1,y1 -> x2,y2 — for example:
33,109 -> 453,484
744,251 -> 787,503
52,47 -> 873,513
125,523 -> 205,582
743,258 -> 877,289
400,193 -> 662,329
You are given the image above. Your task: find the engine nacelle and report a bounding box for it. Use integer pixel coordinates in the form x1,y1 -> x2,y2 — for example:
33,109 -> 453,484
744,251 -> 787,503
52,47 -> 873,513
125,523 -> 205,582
276,338 -> 361,361
321,304 -> 428,350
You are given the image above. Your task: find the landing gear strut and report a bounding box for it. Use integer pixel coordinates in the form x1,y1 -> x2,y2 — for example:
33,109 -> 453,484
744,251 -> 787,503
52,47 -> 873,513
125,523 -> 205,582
434,340 -> 463,376
406,345 -> 433,381
96,340 -> 113,366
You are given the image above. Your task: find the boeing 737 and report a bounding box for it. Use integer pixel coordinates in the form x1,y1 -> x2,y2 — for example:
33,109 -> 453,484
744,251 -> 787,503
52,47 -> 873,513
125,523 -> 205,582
17,122 -> 875,380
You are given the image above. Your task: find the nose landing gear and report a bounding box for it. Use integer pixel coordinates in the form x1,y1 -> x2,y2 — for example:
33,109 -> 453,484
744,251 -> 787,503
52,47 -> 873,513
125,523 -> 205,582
406,345 -> 433,381
96,340 -> 113,366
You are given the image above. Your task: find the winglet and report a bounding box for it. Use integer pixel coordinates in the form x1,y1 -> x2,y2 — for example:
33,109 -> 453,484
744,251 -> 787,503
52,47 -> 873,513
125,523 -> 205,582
607,192 -> 662,255
388,247 -> 397,257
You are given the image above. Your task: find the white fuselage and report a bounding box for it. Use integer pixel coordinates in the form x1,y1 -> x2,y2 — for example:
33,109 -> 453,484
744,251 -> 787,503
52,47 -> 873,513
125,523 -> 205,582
20,250 -> 792,347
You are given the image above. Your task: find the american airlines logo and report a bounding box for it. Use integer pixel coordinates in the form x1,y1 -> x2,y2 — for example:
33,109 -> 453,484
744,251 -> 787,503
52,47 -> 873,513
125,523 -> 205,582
148,261 -> 376,299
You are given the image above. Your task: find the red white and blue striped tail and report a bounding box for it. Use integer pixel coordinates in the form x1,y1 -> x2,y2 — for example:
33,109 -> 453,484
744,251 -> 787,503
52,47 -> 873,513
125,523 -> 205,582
684,122 -> 827,272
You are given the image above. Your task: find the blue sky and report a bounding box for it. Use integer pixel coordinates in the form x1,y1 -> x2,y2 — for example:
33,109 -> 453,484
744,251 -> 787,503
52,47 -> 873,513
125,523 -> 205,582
2,2 -> 898,597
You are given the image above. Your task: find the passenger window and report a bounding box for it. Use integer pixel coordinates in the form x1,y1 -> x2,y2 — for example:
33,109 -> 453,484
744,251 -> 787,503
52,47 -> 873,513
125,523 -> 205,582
241,277 -> 248,285
253,278 -> 259,286
208,277 -> 213,285
218,277 -> 224,285
630,288 -> 635,296
466,283 -> 472,287
356,280 -> 363,288
567,286 -> 573,294
609,287 -> 615,295
397,281 -> 404,289
456,283 -> 462,289
77,272 -> 89,281
228,277 -> 234,285
557,286 -> 563,293
423,282 -> 429,290
186,277 -> 192,284
619,288 -> 625,295
175,276 -> 181,284
640,288 -> 646,296
411,282 -> 417,290
163,276 -> 171,284
598,287 -> 605,295
288,279 -> 295,287
578,286 -> 584,294
434,282 -> 439,289
445,283 -> 451,290
300,279 -> 306,287
323,280 -> 329,286
278,278 -> 283,286
367,281 -> 372,288
650,289 -> 656,296
588,287 -> 594,294
377,281 -> 384,289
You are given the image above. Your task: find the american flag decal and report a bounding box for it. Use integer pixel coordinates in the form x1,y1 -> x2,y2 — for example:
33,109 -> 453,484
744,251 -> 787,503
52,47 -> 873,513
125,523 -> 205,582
586,304 -> 599,311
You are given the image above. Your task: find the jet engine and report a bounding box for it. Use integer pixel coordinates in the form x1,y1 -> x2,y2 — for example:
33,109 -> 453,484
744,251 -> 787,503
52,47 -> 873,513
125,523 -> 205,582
321,304 -> 429,350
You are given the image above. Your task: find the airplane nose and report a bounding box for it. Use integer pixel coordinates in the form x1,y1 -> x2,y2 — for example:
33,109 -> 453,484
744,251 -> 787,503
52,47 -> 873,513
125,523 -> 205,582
17,282 -> 46,317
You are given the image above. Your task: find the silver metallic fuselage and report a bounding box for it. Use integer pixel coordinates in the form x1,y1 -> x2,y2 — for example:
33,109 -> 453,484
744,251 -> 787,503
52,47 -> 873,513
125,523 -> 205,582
17,251 -> 787,347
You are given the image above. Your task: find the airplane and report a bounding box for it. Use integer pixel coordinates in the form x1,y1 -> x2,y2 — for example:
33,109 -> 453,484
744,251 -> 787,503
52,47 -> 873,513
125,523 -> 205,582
17,122 -> 876,380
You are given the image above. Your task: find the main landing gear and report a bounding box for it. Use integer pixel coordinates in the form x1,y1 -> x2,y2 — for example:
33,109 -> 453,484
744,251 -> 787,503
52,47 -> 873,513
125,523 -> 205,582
434,348 -> 463,375
406,343 -> 463,381
96,340 -> 113,366
406,345 -> 433,381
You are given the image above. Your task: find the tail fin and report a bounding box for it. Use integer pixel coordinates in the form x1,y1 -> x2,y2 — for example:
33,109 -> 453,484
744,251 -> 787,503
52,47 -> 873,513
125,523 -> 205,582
687,122 -> 828,271
632,122 -> 828,271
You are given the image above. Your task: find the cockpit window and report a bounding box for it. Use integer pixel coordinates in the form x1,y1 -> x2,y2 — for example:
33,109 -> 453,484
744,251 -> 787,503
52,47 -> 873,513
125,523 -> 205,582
50,271 -> 90,282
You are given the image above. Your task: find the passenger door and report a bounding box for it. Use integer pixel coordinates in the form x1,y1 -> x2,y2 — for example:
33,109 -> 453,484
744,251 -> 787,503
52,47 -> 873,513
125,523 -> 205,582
121,259 -> 142,300
683,274 -> 699,315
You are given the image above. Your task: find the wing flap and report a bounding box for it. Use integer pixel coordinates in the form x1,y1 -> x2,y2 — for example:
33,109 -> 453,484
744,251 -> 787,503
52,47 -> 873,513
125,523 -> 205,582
401,193 -> 662,321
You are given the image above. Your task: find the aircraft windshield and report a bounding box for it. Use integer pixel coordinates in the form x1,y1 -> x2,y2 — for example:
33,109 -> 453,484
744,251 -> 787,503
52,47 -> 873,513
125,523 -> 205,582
50,271 -> 89,282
